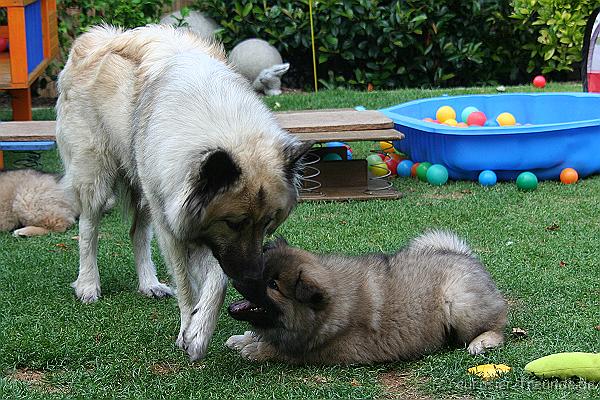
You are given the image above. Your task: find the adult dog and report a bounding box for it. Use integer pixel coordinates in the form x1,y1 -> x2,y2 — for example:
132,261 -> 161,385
56,25 -> 311,360
227,231 -> 507,364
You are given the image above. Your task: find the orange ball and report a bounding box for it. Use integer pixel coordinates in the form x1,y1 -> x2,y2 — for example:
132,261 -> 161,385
411,162 -> 420,177
560,168 -> 578,184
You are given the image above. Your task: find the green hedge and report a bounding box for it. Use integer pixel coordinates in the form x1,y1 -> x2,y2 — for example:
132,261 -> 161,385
197,0 -> 592,89
34,1 -> 597,92
511,0 -> 596,75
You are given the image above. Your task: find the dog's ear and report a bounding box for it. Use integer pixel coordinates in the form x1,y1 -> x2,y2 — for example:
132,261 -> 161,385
185,149 -> 241,217
283,140 -> 315,183
294,270 -> 328,310
263,236 -> 289,252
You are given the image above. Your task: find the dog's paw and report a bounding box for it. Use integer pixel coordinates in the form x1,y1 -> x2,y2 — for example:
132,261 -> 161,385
139,282 -> 174,299
225,331 -> 256,351
13,226 -> 50,237
467,331 -> 504,355
177,328 -> 211,361
71,279 -> 101,304
239,340 -> 276,362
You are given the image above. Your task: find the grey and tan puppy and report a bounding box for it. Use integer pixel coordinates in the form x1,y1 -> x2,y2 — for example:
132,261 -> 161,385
56,25 -> 311,360
227,231 -> 507,364
0,169 -> 77,237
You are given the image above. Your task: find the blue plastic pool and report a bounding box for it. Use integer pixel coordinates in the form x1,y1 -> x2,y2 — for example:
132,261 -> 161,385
380,93 -> 600,181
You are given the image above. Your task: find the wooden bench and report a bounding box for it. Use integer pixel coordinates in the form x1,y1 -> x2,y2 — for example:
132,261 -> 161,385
0,109 -> 404,201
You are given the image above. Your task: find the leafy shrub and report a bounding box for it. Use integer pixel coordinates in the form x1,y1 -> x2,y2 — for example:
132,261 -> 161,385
511,0 -> 596,75
196,0 -> 531,89
57,0 -> 172,56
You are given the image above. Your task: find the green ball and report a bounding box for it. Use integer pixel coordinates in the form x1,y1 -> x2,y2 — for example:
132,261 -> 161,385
516,171 -> 538,191
416,162 -> 432,182
426,164 -> 449,185
366,154 -> 383,166
323,153 -> 343,161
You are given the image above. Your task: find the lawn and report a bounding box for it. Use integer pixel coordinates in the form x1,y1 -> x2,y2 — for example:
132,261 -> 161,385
1,83 -> 599,399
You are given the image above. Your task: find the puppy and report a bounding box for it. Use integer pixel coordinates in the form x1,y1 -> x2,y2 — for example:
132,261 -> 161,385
0,169 -> 77,237
227,231 -> 507,364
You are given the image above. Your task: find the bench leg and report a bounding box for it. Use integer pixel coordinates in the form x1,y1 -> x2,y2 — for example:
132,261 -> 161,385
0,150 -> 3,170
11,88 -> 33,121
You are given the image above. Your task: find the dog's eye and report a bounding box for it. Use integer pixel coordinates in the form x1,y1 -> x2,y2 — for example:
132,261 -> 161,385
225,218 -> 248,231
267,279 -> 279,290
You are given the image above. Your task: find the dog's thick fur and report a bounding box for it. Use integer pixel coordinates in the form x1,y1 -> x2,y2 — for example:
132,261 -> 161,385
56,25 -> 311,360
226,231 -> 507,364
0,169 -> 77,237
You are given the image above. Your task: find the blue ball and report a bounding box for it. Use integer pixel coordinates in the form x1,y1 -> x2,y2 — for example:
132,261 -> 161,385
484,120 -> 499,127
397,160 -> 414,177
325,141 -> 346,148
478,170 -> 497,186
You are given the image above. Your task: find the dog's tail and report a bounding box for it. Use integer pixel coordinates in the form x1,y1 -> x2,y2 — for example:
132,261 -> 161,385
408,230 -> 474,256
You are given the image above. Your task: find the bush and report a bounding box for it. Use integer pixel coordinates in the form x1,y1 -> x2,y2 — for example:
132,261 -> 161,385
57,0 -> 172,55
511,0 -> 596,75
196,0 -> 532,89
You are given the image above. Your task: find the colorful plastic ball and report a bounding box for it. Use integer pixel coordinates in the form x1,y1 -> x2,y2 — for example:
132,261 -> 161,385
366,154 -> 383,166
478,170 -> 497,187
467,111 -> 487,126
322,153 -> 343,161
385,157 -> 400,176
426,164 -> 448,185
461,106 -> 479,123
533,75 -> 546,88
497,112 -> 516,126
560,168 -> 578,184
397,160 -> 414,177
516,171 -> 538,191
444,118 -> 458,127
369,162 -> 389,177
423,117 -> 435,123
389,153 -> 405,162
410,162 -> 421,177
416,162 -> 432,182
484,120 -> 498,127
436,106 -> 456,123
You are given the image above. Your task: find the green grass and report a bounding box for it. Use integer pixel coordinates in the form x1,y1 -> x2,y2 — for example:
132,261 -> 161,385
1,83 -> 599,399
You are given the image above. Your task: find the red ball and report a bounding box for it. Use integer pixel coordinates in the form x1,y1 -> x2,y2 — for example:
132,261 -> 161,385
533,75 -> 546,88
385,157 -> 399,175
0,38 -> 7,53
559,168 -> 578,184
378,153 -> 386,161
410,162 -> 420,177
467,111 -> 487,126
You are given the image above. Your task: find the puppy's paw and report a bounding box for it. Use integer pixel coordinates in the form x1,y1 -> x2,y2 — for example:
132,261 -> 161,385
139,282 -> 174,299
71,279 -> 101,304
239,340 -> 276,362
13,226 -> 50,237
467,331 -> 504,355
225,331 -> 256,351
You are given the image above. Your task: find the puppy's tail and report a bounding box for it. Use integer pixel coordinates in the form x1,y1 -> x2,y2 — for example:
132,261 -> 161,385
408,230 -> 473,256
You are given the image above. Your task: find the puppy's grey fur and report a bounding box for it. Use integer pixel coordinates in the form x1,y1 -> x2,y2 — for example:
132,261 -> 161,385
227,231 -> 507,364
0,169 -> 76,237
56,25 -> 311,360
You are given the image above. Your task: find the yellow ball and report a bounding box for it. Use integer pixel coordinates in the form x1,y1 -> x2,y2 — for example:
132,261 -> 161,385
444,118 -> 458,126
496,112 -> 516,126
436,106 -> 456,123
379,141 -> 395,153
457,122 -> 469,128
369,162 -> 389,177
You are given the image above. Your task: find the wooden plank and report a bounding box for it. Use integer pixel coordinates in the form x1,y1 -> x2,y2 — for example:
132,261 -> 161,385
7,6 -> 28,84
292,128 -> 403,143
0,120 -> 55,139
276,110 -> 393,133
0,53 -> 11,88
0,0 -> 39,6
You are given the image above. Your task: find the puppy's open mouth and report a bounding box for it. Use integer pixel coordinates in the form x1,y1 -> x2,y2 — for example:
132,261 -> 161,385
228,299 -> 267,320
